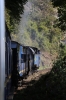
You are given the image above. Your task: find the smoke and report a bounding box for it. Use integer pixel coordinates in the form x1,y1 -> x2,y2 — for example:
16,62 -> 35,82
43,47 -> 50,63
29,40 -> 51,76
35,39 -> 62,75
17,0 -> 33,44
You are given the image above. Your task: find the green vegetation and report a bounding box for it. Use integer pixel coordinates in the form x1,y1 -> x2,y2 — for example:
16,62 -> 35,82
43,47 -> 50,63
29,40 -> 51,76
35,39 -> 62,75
6,1 -> 66,99
38,66 -> 48,70
16,0 -> 64,55
5,0 -> 66,68
5,0 -> 28,33
28,1 -> 63,53
51,0 -> 66,30
5,0 -> 27,20
6,0 -> 65,56
13,46 -> 66,100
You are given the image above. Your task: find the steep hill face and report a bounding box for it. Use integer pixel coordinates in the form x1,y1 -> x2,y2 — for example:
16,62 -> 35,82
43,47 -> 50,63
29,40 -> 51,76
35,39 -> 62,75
14,0 -> 62,49
11,0 -> 63,67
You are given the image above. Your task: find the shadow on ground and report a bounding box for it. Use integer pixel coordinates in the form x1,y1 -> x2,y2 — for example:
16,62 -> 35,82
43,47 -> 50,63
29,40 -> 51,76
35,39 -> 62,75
13,66 -> 66,100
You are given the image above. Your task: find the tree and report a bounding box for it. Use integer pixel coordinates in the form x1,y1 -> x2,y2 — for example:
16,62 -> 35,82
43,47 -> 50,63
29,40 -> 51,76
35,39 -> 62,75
5,0 -> 28,33
51,0 -> 66,30
5,0 -> 28,20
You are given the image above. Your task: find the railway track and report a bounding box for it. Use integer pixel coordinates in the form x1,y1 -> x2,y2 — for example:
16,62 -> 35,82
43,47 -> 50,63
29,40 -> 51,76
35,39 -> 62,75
17,67 -> 52,91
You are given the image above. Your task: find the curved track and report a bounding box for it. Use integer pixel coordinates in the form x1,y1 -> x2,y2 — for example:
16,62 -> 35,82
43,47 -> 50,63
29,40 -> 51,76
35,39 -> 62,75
17,67 -> 52,91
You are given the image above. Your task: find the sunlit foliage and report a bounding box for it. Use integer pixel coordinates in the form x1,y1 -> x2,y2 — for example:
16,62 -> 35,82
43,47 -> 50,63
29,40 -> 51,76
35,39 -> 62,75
51,0 -> 66,30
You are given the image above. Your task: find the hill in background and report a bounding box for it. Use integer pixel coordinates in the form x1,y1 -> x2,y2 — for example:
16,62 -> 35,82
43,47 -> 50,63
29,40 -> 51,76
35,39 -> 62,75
8,0 -> 64,67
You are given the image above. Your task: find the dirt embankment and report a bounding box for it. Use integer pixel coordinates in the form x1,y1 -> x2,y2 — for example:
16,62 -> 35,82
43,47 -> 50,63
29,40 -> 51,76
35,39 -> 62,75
40,51 -> 57,68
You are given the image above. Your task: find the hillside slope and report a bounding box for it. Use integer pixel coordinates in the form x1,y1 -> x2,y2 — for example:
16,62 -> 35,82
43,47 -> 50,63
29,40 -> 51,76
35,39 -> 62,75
11,0 -> 63,67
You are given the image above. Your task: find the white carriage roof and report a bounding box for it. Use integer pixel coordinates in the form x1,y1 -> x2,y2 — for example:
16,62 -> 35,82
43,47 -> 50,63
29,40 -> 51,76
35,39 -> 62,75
29,47 -> 35,54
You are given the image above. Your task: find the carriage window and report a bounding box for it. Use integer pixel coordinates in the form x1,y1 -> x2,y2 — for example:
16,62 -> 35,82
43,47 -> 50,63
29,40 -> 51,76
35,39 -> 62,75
21,54 -> 26,63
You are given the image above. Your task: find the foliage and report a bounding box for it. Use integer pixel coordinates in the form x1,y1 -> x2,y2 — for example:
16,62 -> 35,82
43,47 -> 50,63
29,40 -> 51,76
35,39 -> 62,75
51,0 -> 66,30
51,0 -> 66,7
5,0 -> 28,33
9,0 -> 64,55
59,44 -> 66,57
13,45 -> 66,100
25,1 -> 63,53
5,0 -> 28,20
13,54 -> 66,100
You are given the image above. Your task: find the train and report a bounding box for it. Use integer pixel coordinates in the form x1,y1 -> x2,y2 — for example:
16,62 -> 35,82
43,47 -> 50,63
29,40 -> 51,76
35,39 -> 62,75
0,1 -> 40,100
5,25 -> 40,100
0,25 -> 40,100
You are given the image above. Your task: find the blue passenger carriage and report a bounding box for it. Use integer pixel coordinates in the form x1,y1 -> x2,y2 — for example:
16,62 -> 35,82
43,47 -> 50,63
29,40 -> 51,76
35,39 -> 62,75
26,46 -> 40,74
30,47 -> 40,70
11,41 -> 28,80
34,49 -> 40,69
5,25 -> 12,100
25,46 -> 35,74
0,1 -> 41,99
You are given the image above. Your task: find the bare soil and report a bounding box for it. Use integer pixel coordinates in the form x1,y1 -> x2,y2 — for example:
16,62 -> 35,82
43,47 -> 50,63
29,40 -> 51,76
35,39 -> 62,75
40,51 -> 57,68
